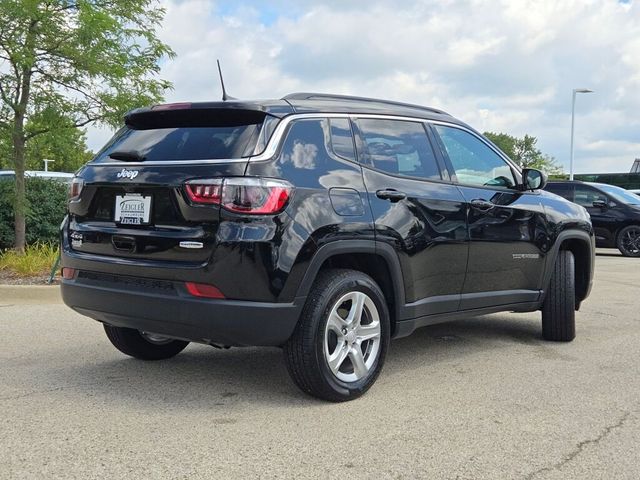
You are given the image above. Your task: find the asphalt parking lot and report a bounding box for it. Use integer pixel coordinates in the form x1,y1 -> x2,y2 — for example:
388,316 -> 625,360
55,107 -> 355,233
1,249 -> 638,480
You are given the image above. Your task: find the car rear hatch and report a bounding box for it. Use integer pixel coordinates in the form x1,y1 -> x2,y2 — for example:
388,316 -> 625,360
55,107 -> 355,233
66,103 -> 282,265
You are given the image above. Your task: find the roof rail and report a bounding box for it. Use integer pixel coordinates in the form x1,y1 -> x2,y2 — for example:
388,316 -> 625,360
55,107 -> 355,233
282,92 -> 447,115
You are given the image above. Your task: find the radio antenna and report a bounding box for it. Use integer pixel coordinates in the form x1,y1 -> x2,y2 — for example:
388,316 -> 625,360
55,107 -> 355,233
217,59 -> 236,101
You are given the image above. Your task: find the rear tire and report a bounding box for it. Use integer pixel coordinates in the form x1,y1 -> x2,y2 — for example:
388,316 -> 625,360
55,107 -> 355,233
283,269 -> 390,402
104,325 -> 189,360
616,225 -> 640,257
541,250 -> 576,342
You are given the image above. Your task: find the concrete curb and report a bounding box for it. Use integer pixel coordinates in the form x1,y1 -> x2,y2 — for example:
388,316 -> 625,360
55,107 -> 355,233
0,285 -> 62,304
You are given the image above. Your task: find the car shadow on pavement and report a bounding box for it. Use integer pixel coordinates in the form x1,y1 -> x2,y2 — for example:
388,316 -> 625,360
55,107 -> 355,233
58,314 -> 551,407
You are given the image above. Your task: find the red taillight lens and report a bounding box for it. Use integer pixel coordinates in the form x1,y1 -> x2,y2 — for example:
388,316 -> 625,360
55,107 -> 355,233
185,178 -> 292,214
185,180 -> 223,204
69,177 -> 84,198
222,179 -> 292,214
185,282 -> 225,299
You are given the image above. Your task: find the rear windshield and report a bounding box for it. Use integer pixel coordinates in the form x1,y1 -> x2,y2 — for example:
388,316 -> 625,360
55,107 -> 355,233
93,124 -> 262,163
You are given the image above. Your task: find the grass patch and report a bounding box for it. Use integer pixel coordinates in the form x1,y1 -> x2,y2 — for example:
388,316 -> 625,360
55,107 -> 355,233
0,243 -> 59,277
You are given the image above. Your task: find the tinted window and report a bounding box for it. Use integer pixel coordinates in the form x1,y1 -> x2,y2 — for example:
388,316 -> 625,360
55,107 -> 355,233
574,185 -> 609,207
329,118 -> 356,162
279,119 -> 331,171
356,119 -> 440,180
94,124 -> 262,162
434,125 -> 515,188
595,183 -> 640,205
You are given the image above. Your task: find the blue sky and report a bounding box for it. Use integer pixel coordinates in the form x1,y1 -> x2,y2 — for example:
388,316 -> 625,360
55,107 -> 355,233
87,0 -> 640,173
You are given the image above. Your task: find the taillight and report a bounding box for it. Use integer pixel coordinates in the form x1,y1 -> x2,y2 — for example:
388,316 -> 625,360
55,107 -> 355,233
185,178 -> 293,214
69,177 -> 84,199
185,179 -> 223,204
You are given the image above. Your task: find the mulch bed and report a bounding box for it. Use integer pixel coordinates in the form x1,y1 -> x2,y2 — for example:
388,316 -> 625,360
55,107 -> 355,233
0,270 -> 60,285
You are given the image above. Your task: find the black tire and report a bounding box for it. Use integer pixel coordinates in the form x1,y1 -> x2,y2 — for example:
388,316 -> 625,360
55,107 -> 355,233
103,325 -> 189,360
283,269 -> 390,402
541,250 -> 576,342
616,225 -> 640,257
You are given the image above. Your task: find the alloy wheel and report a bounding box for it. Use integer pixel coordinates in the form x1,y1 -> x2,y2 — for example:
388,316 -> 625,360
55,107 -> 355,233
620,226 -> 640,256
323,291 -> 382,383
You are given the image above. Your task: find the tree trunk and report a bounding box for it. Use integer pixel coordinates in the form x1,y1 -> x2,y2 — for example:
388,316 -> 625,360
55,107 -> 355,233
12,66 -> 32,254
12,116 -> 27,254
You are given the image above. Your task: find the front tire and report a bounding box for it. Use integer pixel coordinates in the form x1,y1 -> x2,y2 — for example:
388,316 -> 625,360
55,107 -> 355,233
616,225 -> 640,257
541,250 -> 576,342
104,325 -> 189,360
283,269 -> 390,402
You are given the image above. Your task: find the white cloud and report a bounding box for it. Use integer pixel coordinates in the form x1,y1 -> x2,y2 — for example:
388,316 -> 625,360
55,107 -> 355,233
86,0 -> 640,173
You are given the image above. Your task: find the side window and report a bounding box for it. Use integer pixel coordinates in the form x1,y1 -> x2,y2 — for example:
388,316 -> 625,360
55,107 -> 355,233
546,183 -> 573,201
433,125 -> 516,188
329,118 -> 356,162
279,119 -> 330,170
355,119 -> 441,180
574,185 -> 608,208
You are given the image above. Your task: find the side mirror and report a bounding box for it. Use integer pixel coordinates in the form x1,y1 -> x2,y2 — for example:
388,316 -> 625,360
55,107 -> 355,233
592,200 -> 608,209
521,168 -> 547,191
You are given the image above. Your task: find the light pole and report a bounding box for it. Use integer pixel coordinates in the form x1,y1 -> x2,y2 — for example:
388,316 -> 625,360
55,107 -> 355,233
569,88 -> 593,181
43,158 -> 54,172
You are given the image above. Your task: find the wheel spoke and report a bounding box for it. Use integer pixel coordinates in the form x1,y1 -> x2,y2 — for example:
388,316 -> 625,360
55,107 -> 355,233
356,321 -> 380,342
328,342 -> 349,374
349,347 -> 368,378
346,292 -> 366,326
327,310 -> 347,334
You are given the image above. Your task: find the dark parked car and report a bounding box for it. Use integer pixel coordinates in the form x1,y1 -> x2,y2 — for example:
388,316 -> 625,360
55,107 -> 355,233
545,181 -> 640,257
60,93 -> 595,401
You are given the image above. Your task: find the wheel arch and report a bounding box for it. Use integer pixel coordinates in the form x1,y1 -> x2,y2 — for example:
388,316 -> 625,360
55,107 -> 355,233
295,241 -> 405,336
542,230 -> 595,307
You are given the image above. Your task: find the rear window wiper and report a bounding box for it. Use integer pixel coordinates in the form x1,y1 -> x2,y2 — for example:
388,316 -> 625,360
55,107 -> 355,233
108,150 -> 146,162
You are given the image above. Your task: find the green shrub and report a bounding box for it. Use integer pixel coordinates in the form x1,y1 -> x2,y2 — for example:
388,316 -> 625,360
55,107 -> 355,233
0,177 -> 68,249
0,242 -> 59,276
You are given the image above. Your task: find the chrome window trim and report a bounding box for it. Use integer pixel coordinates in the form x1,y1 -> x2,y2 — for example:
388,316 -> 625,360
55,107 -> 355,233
90,112 -> 521,174
93,158 -> 249,166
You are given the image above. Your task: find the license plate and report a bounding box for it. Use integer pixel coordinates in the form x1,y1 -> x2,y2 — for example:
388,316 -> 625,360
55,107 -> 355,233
115,194 -> 152,225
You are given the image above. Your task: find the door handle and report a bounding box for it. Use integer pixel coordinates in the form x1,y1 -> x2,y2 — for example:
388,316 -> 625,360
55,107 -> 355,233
470,199 -> 495,211
376,189 -> 407,203
112,235 -> 136,252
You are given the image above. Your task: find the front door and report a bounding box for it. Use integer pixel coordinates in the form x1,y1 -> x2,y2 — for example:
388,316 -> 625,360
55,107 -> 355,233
430,124 -> 548,310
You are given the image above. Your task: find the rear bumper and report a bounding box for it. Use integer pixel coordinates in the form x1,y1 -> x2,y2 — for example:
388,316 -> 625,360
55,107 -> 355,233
61,275 -> 304,347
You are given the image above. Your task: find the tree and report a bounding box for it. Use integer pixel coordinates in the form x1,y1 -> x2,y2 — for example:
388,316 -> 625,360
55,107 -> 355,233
0,0 -> 174,252
484,131 -> 563,176
0,114 -> 94,172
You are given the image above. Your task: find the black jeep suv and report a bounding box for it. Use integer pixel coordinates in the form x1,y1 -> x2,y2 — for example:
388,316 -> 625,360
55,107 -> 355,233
61,93 -> 595,401
544,180 -> 640,257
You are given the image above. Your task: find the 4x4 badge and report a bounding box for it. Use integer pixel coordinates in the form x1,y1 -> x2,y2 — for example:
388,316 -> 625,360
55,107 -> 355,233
116,168 -> 139,180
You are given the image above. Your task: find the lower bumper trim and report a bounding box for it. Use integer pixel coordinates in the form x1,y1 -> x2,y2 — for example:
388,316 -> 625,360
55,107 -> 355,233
61,280 -> 304,347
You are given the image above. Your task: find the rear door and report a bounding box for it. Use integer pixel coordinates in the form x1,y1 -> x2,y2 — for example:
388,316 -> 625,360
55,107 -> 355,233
430,123 -> 547,310
353,117 -> 468,315
67,108 -> 274,265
